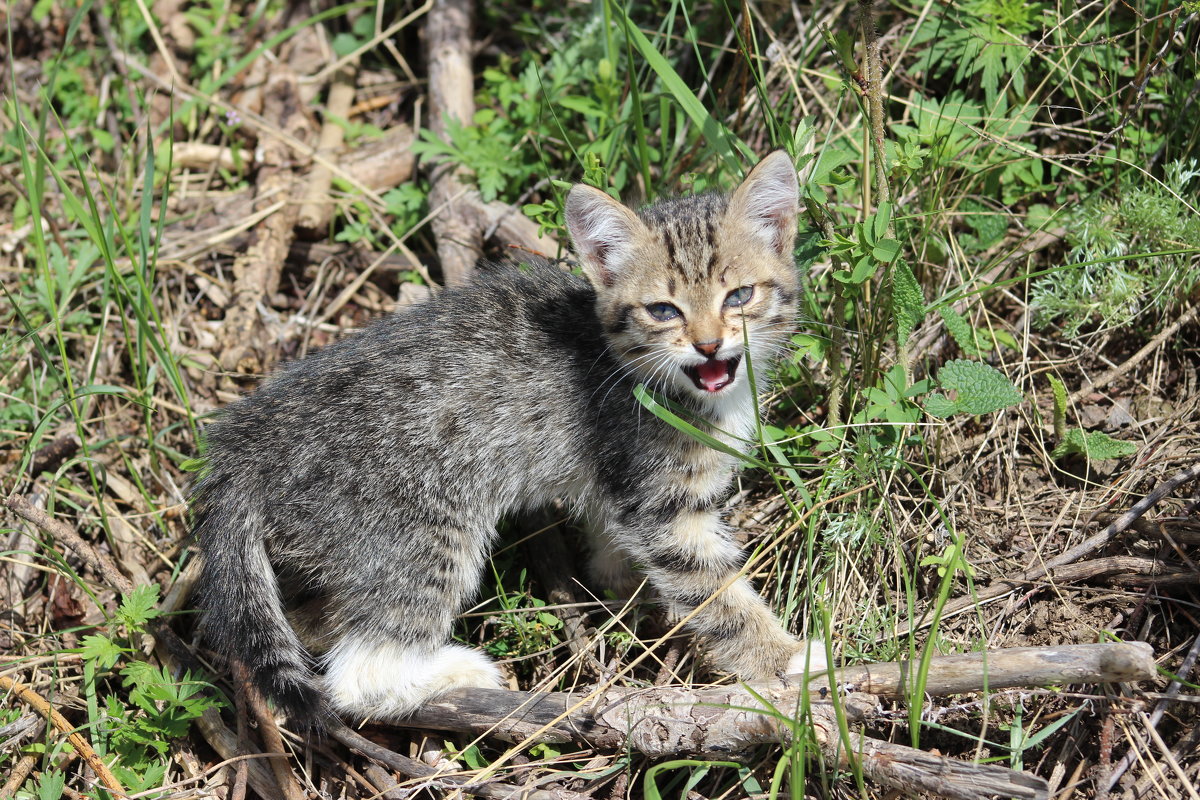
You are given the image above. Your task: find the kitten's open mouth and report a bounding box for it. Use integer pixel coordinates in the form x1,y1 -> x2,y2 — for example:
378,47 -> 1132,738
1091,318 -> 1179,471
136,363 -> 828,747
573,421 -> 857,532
683,356 -> 741,393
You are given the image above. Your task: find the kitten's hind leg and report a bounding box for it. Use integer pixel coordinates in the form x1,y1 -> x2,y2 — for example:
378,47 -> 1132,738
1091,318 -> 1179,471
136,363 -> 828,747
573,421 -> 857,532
321,637 -> 502,724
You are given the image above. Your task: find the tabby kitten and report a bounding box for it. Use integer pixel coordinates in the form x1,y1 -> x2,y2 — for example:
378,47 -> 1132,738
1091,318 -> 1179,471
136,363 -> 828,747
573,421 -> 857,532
192,150 -> 823,729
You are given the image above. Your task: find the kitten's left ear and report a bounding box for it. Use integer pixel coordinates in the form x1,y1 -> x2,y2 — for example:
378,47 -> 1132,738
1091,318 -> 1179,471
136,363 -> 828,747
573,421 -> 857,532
565,185 -> 647,287
729,150 -> 800,257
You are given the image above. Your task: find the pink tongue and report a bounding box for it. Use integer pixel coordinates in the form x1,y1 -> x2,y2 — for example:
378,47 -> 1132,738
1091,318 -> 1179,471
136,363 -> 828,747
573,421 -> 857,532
696,359 -> 730,391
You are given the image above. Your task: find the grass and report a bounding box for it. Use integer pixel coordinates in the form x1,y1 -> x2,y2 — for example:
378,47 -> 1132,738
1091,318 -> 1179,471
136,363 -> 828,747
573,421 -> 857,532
2,0 -> 1199,797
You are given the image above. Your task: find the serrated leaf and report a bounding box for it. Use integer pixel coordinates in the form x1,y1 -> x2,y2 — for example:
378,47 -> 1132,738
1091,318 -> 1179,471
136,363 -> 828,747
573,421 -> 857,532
923,393 -> 959,418
892,259 -> 925,345
117,584 -> 162,630
1047,374 -> 1068,437
80,634 -> 124,670
935,359 -> 1023,415
938,306 -> 980,357
1052,429 -> 1138,461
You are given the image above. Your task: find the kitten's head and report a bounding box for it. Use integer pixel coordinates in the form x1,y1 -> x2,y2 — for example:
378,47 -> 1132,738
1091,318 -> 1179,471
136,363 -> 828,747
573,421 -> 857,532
566,151 -> 801,407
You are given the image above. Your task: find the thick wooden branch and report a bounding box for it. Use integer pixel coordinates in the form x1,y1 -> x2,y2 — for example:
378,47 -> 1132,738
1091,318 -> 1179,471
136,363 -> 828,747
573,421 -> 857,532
389,643 -> 1154,800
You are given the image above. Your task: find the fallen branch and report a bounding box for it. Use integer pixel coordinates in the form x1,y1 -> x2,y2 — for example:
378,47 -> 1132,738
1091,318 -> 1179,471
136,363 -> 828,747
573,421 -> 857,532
349,643 -> 1153,800
423,0 -> 482,285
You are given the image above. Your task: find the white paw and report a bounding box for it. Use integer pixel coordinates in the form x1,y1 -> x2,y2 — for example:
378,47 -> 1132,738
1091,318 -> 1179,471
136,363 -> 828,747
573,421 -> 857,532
786,639 -> 829,676
322,638 -> 503,723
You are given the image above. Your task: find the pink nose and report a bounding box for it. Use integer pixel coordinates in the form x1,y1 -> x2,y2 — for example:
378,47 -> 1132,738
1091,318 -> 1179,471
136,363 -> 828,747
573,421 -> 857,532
694,339 -> 722,357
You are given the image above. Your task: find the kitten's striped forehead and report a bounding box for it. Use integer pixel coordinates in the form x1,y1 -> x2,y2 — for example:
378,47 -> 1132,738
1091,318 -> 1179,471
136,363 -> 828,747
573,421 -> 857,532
638,193 -> 729,283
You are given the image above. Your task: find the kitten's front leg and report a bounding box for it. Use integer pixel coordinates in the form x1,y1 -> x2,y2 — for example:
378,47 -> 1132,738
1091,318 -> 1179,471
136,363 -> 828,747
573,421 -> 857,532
621,507 -> 826,679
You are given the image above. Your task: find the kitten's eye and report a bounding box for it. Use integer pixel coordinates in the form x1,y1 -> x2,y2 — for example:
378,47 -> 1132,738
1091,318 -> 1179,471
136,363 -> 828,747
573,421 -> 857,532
646,302 -> 681,322
724,286 -> 754,308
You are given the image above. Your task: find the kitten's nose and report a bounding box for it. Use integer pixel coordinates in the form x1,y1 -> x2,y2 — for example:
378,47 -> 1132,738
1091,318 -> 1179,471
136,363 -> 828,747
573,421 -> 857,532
694,339 -> 722,357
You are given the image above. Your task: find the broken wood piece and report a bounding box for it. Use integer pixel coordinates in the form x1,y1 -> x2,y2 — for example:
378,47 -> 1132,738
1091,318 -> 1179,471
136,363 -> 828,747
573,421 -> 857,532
173,142 -> 253,172
339,124 -> 416,193
332,724 -> 587,800
297,64 -> 358,238
424,0 -> 483,285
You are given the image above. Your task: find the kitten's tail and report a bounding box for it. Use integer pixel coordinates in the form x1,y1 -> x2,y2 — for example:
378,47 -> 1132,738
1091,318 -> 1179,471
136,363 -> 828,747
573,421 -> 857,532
191,477 -> 329,730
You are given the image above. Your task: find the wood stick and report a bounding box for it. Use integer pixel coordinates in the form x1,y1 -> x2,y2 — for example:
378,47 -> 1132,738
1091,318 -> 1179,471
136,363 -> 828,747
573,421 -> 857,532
219,60 -> 310,375
296,63 -> 358,237
399,643 -> 1156,754
331,724 -> 587,800
0,676 -> 125,795
424,0 -> 482,286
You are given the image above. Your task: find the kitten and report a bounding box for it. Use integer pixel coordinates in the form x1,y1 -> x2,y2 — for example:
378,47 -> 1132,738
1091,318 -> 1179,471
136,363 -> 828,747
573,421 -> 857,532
191,150 -> 824,729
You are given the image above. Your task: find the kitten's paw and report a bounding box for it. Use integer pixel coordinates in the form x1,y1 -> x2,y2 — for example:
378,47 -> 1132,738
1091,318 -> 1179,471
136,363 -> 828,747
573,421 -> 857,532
785,640 -> 829,676
322,638 -> 503,723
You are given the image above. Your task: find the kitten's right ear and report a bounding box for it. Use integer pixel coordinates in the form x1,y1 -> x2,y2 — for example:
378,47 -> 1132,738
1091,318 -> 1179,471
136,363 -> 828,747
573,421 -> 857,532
565,185 -> 645,287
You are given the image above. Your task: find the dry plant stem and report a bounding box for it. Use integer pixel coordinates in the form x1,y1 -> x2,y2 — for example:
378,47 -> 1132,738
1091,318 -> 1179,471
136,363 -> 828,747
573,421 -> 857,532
1103,628 -> 1200,793
220,62 -> 309,373
1070,301 -> 1200,406
0,675 -> 125,795
425,0 -> 483,286
195,708 -> 279,799
898,463 -> 1200,634
5,494 -> 134,595
296,63 -> 358,237
331,724 -> 586,800
857,0 -> 890,214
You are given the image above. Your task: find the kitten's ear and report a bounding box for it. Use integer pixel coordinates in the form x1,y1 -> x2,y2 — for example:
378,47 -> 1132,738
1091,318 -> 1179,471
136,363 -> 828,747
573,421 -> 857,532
565,185 -> 645,287
729,150 -> 800,257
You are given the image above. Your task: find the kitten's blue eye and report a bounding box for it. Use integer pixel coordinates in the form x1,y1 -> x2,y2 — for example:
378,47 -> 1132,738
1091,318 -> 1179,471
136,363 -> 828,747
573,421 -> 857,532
646,302 -> 681,322
724,286 -> 754,308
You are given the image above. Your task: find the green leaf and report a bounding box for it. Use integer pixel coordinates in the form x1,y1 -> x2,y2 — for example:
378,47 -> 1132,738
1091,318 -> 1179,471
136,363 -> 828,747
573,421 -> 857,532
923,393 -> 959,419
36,771 -> 66,800
848,254 -> 876,284
935,359 -> 1023,415
615,5 -> 748,169
1047,374 -> 1068,438
938,306 -> 979,357
873,201 -> 891,241
117,584 -> 162,630
632,385 -> 768,470
891,259 -> 925,345
872,238 -> 901,262
1052,429 -> 1138,461
80,634 -> 125,671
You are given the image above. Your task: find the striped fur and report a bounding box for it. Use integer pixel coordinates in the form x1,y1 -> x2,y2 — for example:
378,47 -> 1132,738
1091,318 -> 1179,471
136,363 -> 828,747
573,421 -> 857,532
191,151 -> 821,730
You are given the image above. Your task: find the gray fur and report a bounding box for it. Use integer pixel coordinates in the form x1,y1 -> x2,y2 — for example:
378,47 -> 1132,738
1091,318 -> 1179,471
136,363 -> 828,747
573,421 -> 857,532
191,151 -> 819,729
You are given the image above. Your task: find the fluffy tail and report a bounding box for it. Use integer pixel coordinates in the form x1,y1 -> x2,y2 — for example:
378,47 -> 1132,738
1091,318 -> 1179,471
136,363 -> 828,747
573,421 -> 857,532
191,474 -> 329,730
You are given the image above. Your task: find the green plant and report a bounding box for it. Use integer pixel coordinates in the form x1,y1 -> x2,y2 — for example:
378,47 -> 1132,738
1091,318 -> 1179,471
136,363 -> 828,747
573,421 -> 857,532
1031,160 -> 1200,336
68,586 -> 223,793
1046,375 -> 1138,462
